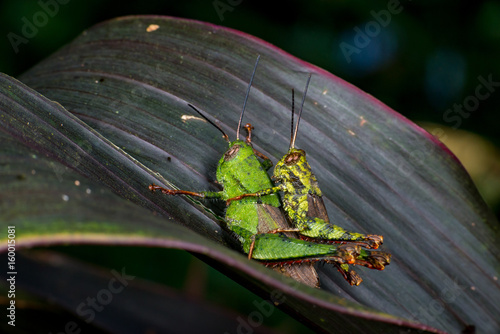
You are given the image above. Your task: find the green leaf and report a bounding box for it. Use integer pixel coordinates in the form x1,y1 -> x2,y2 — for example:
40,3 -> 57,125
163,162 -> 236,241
1,16 -> 499,333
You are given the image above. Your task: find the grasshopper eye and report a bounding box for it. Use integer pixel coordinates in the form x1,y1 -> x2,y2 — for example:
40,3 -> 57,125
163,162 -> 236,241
224,144 -> 241,161
284,152 -> 301,165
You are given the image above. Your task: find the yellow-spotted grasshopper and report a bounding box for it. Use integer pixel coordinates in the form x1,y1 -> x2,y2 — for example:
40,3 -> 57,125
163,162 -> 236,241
149,58 -> 387,286
227,74 -> 391,284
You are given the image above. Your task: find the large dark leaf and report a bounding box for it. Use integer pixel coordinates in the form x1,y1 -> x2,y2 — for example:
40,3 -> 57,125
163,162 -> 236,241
1,250 -> 286,334
0,73 -> 431,334
1,16 -> 499,333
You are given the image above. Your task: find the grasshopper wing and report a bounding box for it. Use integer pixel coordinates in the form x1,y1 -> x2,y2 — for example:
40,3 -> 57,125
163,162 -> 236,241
306,193 -> 330,223
257,203 -> 320,288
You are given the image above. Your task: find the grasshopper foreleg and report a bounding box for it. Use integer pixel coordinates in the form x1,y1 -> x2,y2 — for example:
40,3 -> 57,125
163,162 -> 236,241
226,186 -> 282,205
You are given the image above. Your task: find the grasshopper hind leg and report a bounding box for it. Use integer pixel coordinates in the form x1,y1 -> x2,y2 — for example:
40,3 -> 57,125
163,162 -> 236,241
289,213 -> 384,249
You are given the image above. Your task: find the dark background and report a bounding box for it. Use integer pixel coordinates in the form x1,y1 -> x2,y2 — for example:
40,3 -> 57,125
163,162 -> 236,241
1,0 -> 499,144
1,1 -> 499,332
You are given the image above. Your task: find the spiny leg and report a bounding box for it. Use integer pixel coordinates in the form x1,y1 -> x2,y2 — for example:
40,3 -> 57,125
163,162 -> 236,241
257,241 -> 389,285
354,249 -> 391,270
245,233 -> 361,264
301,234 -> 384,250
262,246 -> 390,273
244,233 -> 389,285
333,263 -> 363,286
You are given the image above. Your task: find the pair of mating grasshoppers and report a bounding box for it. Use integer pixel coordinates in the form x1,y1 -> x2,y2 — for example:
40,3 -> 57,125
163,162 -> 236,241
150,56 -> 390,287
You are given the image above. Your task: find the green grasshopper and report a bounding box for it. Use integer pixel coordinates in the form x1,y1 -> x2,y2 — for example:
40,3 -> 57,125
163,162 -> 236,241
226,74 -> 390,282
150,58 -> 389,286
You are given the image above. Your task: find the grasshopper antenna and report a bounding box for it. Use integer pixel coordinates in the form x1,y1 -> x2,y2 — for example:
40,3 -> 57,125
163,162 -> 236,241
236,55 -> 261,140
290,73 -> 312,149
290,88 -> 295,146
187,103 -> 230,143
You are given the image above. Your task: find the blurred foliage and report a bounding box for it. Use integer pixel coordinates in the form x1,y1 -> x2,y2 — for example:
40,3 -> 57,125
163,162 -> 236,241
420,122 -> 500,214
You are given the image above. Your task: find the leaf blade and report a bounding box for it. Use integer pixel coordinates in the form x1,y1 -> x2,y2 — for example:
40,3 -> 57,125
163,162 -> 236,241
1,15 -> 499,333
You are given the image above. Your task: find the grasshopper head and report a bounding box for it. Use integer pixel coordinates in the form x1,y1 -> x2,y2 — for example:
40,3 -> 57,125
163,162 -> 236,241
274,148 -> 308,181
216,139 -> 254,184
274,147 -> 319,194
282,148 -> 306,165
